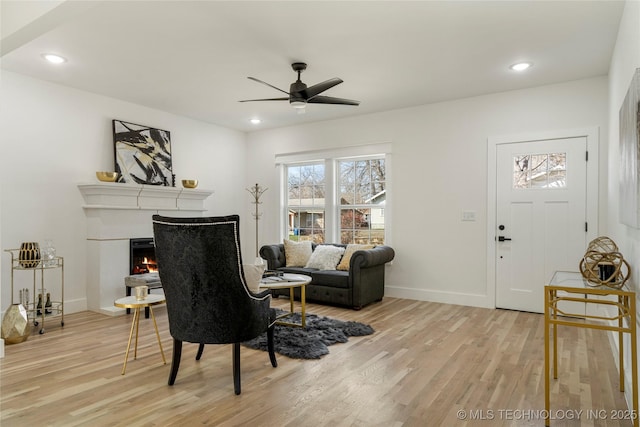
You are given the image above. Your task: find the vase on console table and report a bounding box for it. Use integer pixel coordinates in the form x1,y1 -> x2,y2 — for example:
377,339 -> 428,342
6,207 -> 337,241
18,242 -> 40,268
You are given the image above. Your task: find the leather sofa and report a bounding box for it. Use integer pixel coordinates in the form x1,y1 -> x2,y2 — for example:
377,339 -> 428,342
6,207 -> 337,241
259,243 -> 395,310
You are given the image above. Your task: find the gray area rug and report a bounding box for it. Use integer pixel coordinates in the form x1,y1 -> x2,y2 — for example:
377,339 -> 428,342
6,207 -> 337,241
243,311 -> 375,359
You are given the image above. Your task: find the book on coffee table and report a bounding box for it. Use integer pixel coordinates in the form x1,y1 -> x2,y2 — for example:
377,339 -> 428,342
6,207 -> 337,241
262,270 -> 283,278
261,276 -> 290,283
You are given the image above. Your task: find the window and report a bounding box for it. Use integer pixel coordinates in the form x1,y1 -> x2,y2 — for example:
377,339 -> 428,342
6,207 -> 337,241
287,163 -> 325,243
284,155 -> 387,245
513,152 -> 566,189
338,158 -> 386,244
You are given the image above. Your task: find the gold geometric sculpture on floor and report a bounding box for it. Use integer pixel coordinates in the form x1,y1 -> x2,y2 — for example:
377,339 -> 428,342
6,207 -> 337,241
579,236 -> 630,289
1,304 -> 30,344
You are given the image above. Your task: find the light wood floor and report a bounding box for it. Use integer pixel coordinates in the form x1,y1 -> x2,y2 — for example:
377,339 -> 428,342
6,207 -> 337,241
0,297 -> 633,426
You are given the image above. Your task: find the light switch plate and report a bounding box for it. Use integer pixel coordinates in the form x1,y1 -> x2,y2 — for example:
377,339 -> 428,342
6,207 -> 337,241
462,211 -> 476,221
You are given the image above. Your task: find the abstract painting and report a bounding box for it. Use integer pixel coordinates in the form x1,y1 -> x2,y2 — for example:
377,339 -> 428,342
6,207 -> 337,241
619,68 -> 640,228
113,120 -> 172,186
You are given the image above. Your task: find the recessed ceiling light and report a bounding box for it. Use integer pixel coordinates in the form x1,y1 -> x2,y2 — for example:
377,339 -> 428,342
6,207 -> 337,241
250,118 -> 261,125
510,62 -> 532,72
42,53 -> 67,64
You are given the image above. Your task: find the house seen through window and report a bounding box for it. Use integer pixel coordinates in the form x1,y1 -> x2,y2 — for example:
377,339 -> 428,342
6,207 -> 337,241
287,163 -> 325,242
338,158 -> 385,244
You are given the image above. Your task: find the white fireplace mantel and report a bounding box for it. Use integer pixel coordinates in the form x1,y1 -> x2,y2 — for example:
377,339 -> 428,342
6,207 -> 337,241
78,182 -> 213,211
78,182 -> 213,315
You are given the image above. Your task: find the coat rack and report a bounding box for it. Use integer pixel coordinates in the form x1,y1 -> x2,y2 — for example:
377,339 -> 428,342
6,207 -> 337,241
246,183 -> 267,258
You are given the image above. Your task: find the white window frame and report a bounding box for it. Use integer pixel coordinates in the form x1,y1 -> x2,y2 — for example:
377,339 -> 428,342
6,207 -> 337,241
276,142 -> 392,245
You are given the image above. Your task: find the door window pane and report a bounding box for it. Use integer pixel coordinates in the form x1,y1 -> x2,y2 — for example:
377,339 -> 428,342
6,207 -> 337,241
513,153 -> 566,189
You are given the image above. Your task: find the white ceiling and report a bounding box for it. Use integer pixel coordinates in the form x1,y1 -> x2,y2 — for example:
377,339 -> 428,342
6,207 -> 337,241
1,1 -> 625,133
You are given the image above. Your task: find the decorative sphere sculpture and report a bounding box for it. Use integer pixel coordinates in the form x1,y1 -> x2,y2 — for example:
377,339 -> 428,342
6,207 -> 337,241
586,236 -> 618,254
579,237 -> 630,289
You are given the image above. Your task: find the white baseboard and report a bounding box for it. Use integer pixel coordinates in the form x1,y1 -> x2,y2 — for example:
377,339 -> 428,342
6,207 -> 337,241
63,298 -> 87,314
384,285 -> 492,308
97,306 -> 126,316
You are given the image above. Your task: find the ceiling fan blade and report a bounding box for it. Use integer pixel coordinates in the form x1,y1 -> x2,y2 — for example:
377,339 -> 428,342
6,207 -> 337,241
247,77 -> 290,95
238,97 -> 289,103
307,95 -> 360,106
300,78 -> 343,100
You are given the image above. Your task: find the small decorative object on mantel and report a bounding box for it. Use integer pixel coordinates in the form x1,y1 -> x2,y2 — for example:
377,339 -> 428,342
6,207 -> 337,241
1,303 -> 30,344
96,171 -> 119,182
579,236 -> 630,289
181,179 -> 198,189
246,183 -> 267,258
18,242 -> 40,268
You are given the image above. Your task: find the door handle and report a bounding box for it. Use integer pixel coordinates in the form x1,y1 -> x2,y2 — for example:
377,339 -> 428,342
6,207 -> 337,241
498,236 -> 512,242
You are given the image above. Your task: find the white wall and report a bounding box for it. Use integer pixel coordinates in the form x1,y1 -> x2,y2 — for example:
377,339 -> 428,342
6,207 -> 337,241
0,69 -> 611,318
606,0 -> 640,407
247,76 -> 609,308
608,1 -> 640,286
0,71 -> 247,315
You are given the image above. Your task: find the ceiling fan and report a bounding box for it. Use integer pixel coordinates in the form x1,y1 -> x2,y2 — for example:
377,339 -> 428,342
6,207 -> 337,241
239,62 -> 360,110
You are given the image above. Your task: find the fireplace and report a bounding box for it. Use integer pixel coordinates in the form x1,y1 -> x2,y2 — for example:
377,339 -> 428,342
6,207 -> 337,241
78,182 -> 212,315
130,238 -> 158,275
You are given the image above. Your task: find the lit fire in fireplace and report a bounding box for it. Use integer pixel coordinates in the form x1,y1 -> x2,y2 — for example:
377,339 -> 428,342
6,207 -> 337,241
142,257 -> 158,272
132,256 -> 158,274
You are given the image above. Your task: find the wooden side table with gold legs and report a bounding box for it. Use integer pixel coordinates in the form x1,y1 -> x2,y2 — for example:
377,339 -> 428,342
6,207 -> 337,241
544,271 -> 638,427
114,294 -> 167,375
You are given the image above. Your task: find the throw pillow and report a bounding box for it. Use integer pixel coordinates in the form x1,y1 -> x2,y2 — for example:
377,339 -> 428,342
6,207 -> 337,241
243,263 -> 265,293
305,245 -> 345,270
284,239 -> 313,267
336,244 -> 375,271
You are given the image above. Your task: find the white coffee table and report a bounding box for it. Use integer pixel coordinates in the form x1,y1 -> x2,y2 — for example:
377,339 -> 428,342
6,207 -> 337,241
260,273 -> 311,328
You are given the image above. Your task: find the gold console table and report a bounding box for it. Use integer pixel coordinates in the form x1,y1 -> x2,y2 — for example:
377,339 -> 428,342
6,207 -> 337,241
544,271 -> 637,426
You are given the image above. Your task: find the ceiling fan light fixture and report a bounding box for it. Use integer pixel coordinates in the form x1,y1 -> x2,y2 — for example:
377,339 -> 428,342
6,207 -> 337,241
239,62 -> 359,107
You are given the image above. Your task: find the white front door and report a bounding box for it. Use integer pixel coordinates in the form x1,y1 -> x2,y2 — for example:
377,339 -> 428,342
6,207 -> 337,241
495,137 -> 588,313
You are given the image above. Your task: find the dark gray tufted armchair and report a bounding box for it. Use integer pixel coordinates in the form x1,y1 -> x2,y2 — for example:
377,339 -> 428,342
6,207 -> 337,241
152,214 -> 277,394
